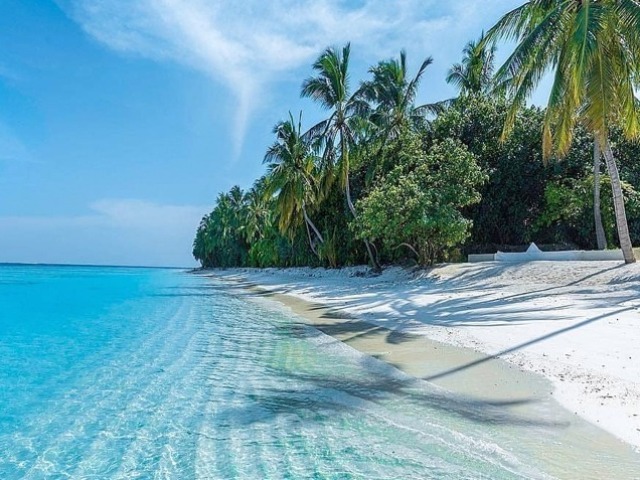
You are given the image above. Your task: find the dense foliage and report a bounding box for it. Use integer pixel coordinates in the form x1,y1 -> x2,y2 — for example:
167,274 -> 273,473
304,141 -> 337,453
534,175 -> 640,248
193,37 -> 640,269
485,0 -> 640,263
353,135 -> 485,265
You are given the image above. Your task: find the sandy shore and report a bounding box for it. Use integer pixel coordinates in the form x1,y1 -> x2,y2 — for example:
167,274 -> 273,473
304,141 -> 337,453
208,261 -> 640,450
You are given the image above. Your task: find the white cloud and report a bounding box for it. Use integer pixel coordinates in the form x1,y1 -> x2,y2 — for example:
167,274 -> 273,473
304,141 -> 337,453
59,0 -> 521,152
90,198 -> 207,228
0,199 -> 207,229
0,199 -> 209,266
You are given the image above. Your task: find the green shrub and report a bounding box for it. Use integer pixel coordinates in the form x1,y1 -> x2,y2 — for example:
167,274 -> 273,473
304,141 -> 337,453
353,133 -> 486,265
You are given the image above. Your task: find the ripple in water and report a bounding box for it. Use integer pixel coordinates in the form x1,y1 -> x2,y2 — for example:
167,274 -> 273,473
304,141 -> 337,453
0,266 -> 639,479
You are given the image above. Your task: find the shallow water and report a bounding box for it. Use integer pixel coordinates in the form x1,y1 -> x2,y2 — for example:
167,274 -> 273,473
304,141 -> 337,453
0,265 -> 638,479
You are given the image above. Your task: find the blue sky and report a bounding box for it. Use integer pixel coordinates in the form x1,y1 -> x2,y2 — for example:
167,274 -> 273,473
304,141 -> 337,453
0,0 -> 535,267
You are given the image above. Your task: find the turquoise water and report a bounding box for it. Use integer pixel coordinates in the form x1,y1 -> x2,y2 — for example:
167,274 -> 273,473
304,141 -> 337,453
0,265 -> 639,479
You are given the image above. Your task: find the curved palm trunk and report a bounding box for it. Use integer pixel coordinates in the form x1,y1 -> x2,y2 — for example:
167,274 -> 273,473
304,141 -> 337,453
301,205 -> 323,259
602,138 -> 635,263
341,133 -> 381,271
303,217 -> 320,258
302,204 -> 324,244
593,139 -> 607,250
344,173 -> 358,217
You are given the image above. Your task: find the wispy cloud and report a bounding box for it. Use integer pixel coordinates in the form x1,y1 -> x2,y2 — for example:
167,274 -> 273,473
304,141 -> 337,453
59,0 -> 519,153
0,199 -> 207,229
0,199 -> 209,266
90,198 -> 208,229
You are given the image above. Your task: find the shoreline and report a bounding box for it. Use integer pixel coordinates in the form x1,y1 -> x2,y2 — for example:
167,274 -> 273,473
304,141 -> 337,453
202,261 -> 640,450
234,280 -> 553,404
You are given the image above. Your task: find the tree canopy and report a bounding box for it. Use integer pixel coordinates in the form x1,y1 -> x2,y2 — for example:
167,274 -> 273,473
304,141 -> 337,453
194,30 -> 640,269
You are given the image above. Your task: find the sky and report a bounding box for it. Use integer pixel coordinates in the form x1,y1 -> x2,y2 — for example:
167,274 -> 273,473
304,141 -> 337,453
0,0 -> 541,267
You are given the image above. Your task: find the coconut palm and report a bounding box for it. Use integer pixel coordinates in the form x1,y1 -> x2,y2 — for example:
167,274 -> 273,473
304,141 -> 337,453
301,43 -> 380,269
242,177 -> 272,244
486,0 -> 640,263
264,112 -> 324,257
198,189 -> 248,267
192,214 -> 211,266
446,33 -> 497,96
215,191 -> 234,241
360,50 -> 442,140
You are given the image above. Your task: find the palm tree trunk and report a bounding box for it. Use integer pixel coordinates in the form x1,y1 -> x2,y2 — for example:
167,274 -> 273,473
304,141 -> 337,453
302,205 -> 324,244
342,138 -> 358,218
303,215 -> 320,258
344,175 -> 359,217
593,139 -> 607,250
341,132 -> 381,271
602,138 -> 635,263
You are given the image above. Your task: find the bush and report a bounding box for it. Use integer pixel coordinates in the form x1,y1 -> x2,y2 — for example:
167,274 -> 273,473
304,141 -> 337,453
534,175 -> 640,248
353,132 -> 486,265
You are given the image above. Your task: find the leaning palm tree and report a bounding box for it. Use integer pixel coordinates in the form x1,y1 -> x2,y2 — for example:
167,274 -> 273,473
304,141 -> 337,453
486,0 -> 640,263
264,112 -> 324,258
446,33 -> 497,96
360,50 -> 442,141
301,43 -> 380,269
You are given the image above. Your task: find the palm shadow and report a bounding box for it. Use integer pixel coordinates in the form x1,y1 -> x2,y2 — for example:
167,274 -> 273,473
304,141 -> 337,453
213,370 -> 567,430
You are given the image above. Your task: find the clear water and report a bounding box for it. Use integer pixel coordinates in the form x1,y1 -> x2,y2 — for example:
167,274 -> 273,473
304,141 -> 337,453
0,265 -> 638,479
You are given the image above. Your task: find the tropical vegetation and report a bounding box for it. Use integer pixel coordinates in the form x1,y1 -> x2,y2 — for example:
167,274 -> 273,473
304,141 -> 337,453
485,0 -> 640,263
193,2 -> 640,269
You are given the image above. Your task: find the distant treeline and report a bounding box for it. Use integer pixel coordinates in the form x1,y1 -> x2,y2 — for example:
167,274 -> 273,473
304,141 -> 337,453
193,39 -> 640,269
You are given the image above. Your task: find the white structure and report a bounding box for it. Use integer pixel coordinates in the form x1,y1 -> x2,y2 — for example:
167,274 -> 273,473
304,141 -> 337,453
469,243 -> 625,263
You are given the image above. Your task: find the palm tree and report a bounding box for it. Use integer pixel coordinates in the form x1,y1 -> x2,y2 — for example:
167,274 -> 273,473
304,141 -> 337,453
227,186 -> 248,240
486,0 -> 640,263
193,214 -> 211,266
242,177 -> 272,244
264,112 -> 324,258
301,43 -> 380,269
215,191 -> 234,241
206,189 -> 247,267
446,33 -> 496,96
360,50 -> 442,140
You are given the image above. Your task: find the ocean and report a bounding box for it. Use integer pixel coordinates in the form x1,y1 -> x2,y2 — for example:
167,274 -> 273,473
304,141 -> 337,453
0,265 -> 638,479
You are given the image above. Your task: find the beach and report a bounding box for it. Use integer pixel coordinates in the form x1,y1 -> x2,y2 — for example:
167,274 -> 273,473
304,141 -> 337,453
210,260 -> 640,450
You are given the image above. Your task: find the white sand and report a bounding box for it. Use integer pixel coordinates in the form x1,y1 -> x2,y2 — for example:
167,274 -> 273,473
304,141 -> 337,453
212,261 -> 640,449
